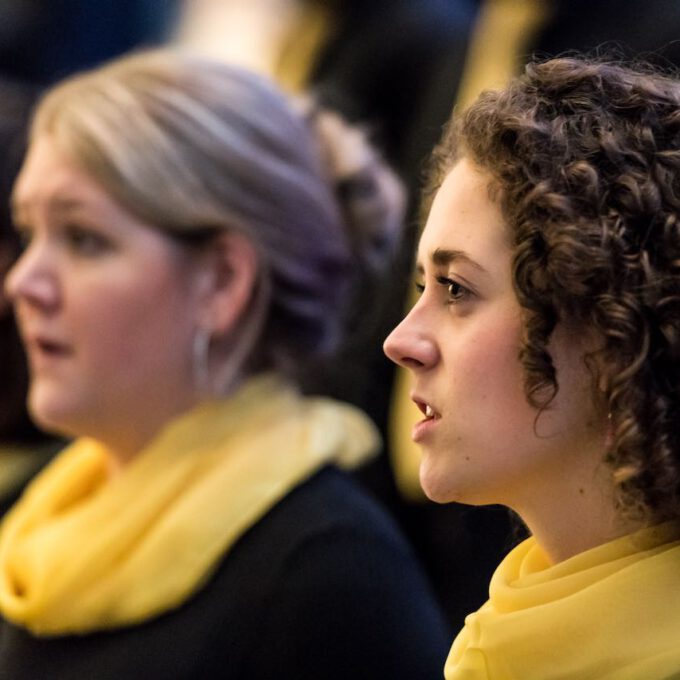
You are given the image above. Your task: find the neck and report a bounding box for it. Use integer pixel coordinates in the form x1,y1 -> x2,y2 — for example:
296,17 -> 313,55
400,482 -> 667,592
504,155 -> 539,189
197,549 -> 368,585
76,393 -> 205,474
514,461 -> 643,564
97,425 -> 162,475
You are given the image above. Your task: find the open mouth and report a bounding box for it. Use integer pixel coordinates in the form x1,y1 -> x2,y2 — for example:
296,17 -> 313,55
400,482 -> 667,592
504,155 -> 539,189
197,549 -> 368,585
410,397 -> 441,443
414,398 -> 440,421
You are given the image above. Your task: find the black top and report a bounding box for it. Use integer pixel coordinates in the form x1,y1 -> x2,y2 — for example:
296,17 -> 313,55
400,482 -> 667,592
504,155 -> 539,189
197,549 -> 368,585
0,466 -> 450,679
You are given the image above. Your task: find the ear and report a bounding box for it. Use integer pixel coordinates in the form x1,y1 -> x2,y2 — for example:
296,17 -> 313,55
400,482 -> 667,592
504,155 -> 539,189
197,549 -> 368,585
195,230 -> 259,337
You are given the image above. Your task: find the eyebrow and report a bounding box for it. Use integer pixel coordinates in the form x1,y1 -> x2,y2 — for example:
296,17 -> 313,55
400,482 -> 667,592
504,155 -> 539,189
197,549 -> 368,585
415,248 -> 488,275
11,196 -> 87,217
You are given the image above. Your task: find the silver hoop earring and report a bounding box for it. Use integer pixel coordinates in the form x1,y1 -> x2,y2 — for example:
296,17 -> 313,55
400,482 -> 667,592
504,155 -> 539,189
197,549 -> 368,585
193,326 -> 212,394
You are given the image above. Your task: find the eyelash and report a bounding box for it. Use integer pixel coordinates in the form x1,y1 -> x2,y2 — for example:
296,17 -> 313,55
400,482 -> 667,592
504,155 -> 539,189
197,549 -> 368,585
438,276 -> 471,303
415,276 -> 472,304
13,224 -> 111,258
63,225 -> 110,255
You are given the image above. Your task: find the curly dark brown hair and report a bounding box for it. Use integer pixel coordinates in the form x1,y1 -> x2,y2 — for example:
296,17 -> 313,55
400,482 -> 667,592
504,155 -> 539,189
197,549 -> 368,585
428,57 -> 680,524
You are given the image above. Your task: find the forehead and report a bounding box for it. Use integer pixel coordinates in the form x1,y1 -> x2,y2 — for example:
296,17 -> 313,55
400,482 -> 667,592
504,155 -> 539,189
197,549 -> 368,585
13,135 -> 107,215
417,158 -> 509,269
15,136 -> 75,196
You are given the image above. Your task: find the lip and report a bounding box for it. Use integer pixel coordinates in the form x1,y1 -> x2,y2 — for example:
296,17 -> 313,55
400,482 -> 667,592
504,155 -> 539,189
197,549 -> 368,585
23,334 -> 73,368
410,393 -> 441,442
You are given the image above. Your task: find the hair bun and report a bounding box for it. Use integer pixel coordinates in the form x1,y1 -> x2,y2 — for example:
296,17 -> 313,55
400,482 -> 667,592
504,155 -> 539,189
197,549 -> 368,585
298,99 -> 405,274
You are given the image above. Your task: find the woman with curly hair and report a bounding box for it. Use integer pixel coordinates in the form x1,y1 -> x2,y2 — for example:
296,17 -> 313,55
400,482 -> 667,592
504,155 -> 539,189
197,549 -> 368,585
0,50 -> 449,678
384,56 -> 680,679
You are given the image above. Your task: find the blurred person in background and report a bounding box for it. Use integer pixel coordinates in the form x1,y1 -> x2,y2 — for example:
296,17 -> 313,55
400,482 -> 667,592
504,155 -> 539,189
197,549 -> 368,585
0,50 -> 449,679
385,55 -> 680,679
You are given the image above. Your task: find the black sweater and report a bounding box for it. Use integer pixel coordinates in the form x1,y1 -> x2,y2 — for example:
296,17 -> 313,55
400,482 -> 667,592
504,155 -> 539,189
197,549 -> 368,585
0,466 -> 450,679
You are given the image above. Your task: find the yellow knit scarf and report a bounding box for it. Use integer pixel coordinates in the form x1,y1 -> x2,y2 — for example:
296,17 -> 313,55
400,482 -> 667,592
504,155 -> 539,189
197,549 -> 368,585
0,375 -> 378,636
445,523 -> 680,679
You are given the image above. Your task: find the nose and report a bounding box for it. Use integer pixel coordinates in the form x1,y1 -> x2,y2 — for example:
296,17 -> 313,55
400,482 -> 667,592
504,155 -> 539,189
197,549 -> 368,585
4,240 -> 60,312
383,307 -> 439,370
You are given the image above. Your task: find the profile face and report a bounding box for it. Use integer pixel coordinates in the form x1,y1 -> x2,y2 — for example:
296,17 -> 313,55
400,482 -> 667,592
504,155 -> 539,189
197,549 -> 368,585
6,134 -> 207,449
384,159 -> 605,511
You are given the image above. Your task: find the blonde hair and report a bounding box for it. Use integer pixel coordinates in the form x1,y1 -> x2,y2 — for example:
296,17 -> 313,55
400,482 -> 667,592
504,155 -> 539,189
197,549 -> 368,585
31,49 -> 404,381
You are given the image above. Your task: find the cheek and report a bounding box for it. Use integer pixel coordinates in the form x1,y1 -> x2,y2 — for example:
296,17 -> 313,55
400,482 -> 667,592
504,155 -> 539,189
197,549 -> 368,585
450,315 -> 528,413
73,271 -> 194,375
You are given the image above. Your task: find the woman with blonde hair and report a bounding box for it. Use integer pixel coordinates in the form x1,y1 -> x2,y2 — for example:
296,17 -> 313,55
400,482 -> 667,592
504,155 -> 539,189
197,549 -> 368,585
385,56 -> 680,679
0,50 -> 448,678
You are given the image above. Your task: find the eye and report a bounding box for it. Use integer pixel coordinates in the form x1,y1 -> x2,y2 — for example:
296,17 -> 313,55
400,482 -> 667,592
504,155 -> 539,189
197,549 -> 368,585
436,276 -> 471,303
64,225 -> 110,255
414,281 -> 425,295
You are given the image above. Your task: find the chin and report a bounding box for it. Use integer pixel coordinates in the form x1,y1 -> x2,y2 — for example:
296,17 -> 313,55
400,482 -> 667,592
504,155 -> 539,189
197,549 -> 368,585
419,462 -> 460,505
28,388 -> 81,439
